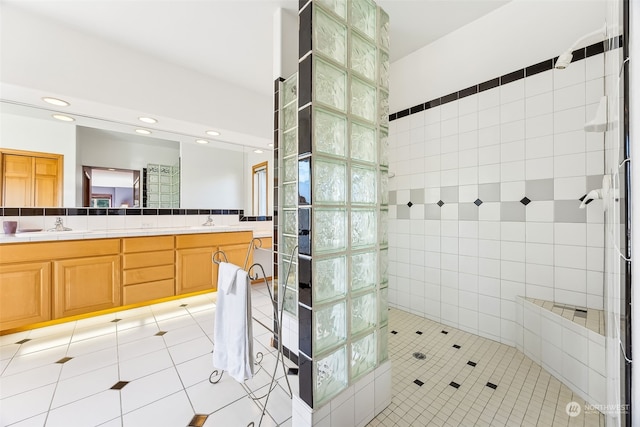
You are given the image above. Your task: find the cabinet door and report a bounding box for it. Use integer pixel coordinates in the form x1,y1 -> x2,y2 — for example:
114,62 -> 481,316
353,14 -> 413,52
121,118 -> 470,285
220,243 -> 251,271
0,262 -> 51,330
176,247 -> 217,294
34,157 -> 59,207
53,255 -> 121,318
2,154 -> 33,206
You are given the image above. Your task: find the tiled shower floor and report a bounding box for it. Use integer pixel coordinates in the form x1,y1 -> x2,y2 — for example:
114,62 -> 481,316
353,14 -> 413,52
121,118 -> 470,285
1,288 -> 604,427
526,298 -> 604,335
369,308 -> 604,426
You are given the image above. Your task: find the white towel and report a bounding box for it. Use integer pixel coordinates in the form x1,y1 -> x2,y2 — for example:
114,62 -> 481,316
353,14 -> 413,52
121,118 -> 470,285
213,262 -> 254,382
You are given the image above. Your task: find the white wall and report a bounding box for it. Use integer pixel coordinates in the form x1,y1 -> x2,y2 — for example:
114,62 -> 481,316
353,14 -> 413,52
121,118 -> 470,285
180,142 -> 244,209
0,5 -> 271,141
390,0 -> 607,113
0,112 -> 76,206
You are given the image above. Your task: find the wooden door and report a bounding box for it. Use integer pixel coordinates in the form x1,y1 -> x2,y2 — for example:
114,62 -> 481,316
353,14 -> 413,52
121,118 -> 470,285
0,262 -> 51,330
2,154 -> 33,206
176,247 -> 217,294
34,157 -> 59,207
1,149 -> 63,207
53,255 -> 121,318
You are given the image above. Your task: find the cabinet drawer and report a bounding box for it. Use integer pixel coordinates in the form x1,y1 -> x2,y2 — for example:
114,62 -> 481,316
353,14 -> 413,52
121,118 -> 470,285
123,264 -> 174,286
0,239 -> 120,263
176,231 -> 253,249
123,250 -> 174,269
123,279 -> 174,305
123,236 -> 174,253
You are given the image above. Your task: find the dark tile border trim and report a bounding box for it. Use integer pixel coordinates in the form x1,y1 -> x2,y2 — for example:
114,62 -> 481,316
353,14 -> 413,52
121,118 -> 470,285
390,38 -> 620,121
0,207 -> 265,223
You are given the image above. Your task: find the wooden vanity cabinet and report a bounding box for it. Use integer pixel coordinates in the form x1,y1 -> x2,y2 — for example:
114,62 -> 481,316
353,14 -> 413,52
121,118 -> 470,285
0,262 -> 51,329
122,236 -> 175,304
175,231 -> 253,295
0,231 -> 253,332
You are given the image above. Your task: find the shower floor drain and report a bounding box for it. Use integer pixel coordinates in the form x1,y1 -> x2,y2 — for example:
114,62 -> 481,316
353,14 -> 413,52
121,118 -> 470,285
413,352 -> 426,360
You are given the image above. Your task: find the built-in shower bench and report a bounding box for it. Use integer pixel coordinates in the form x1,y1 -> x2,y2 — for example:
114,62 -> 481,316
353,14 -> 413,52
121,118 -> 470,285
515,296 -> 606,412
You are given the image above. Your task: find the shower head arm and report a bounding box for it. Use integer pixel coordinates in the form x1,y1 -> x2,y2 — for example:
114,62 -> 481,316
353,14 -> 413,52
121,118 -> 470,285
555,24 -> 607,69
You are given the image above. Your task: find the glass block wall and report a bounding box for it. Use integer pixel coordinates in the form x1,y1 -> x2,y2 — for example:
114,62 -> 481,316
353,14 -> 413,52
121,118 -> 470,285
279,74 -> 300,317
294,0 -> 390,408
146,163 -> 180,208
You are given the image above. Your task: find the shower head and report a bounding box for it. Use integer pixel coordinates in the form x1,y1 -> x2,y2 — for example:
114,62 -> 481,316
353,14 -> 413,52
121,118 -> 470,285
554,24 -> 606,70
554,51 -> 573,70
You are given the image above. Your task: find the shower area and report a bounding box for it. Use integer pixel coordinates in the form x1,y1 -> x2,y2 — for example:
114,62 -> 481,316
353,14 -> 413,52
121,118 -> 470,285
384,1 -> 631,425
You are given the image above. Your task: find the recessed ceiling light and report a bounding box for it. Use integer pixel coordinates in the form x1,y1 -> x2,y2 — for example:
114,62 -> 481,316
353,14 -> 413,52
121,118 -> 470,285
108,168 -> 116,171
196,139 -> 209,144
135,129 -> 151,135
254,149 -> 264,154
268,143 -> 274,147
206,130 -> 220,136
138,117 -> 157,124
52,114 -> 74,122
43,97 -> 69,107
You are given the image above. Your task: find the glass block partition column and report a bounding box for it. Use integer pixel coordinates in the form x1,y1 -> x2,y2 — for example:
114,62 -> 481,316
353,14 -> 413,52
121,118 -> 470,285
146,163 -> 180,208
295,0 -> 390,408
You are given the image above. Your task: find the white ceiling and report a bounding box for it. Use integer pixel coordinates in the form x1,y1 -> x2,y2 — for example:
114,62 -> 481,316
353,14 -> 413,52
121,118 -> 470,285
4,0 -> 510,98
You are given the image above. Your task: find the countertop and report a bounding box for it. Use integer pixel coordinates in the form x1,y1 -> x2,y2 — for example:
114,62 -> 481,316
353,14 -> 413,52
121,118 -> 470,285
0,225 -> 263,244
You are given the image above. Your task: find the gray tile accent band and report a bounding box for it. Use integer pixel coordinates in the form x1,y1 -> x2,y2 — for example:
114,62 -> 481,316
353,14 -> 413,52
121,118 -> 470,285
554,200 -> 587,223
526,179 -> 554,201
411,188 -> 425,204
459,203 -> 479,221
425,204 -> 441,220
478,183 -> 500,202
440,186 -> 459,203
397,204 -> 410,219
388,190 -> 397,205
501,201 -> 525,222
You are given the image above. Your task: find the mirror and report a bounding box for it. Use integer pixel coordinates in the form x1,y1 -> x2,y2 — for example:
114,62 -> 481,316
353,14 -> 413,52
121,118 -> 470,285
0,101 -> 273,215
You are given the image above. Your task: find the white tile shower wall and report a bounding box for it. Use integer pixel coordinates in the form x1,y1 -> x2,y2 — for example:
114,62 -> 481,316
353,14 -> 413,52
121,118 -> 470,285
515,297 -> 606,407
388,55 -> 606,346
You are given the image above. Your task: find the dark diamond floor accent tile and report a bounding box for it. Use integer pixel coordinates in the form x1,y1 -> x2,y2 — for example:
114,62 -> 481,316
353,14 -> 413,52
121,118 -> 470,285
155,331 -> 168,336
437,200 -> 444,207
391,330 -> 398,335
110,318 -> 122,323
416,331 -> 423,335
15,339 -> 31,345
452,344 -> 461,349
287,368 -> 299,375
189,414 -> 208,427
407,201 -> 413,207
180,304 -> 188,307
467,361 -> 477,367
413,379 -> 424,387
441,330 -> 448,334
486,382 -> 497,389
56,357 -> 73,364
111,381 -> 129,390
449,381 -> 460,389
474,198 -> 483,206
520,197 -> 531,206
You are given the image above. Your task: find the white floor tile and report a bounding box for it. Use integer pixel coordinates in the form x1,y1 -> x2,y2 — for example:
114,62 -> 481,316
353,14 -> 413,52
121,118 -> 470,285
166,336 -> 213,365
203,395 -> 278,427
51,364 -> 119,409
122,391 -> 193,427
184,375 -> 246,414
119,348 -> 174,381
46,390 -> 121,427
0,363 -> 61,399
120,367 -> 183,414
0,384 -> 55,425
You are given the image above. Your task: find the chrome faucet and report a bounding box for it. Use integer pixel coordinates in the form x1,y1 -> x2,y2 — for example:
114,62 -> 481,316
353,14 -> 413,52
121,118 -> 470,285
48,217 -> 72,232
202,215 -> 215,226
